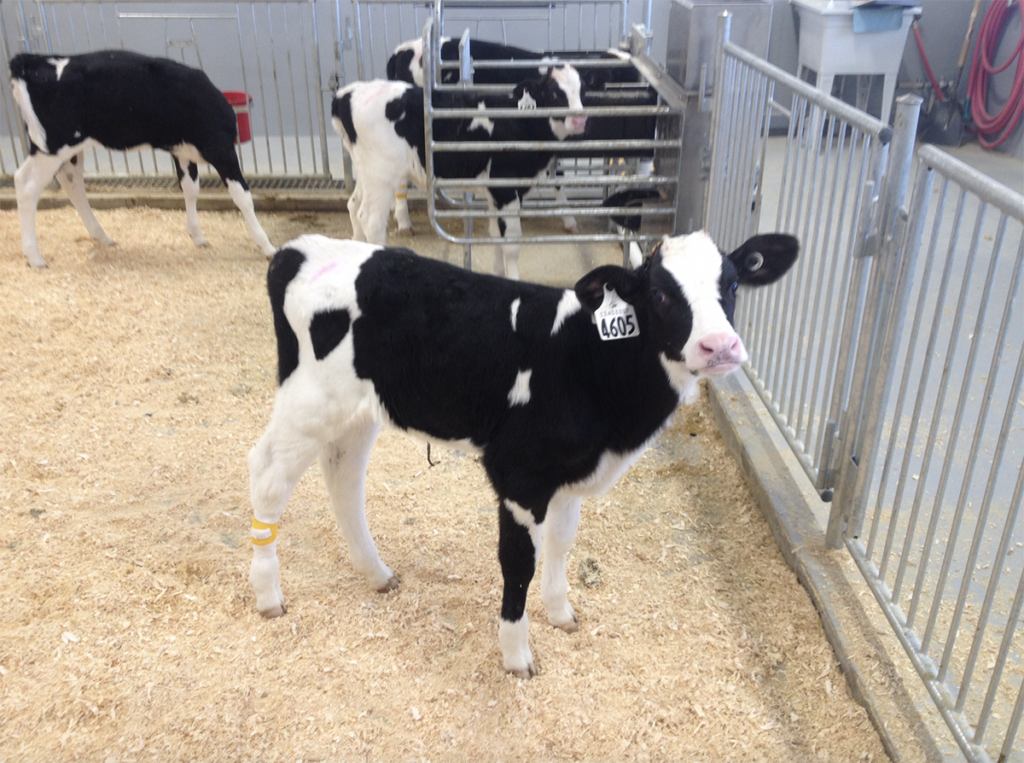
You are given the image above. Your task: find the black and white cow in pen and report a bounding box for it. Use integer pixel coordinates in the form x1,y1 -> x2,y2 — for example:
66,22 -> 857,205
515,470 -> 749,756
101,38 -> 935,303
384,36 -> 637,236
9,50 -> 275,268
332,66 -> 587,280
247,230 -> 798,678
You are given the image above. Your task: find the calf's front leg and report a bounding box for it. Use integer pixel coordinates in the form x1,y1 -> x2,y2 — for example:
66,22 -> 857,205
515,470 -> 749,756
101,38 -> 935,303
497,498 -> 542,678
540,492 -> 581,632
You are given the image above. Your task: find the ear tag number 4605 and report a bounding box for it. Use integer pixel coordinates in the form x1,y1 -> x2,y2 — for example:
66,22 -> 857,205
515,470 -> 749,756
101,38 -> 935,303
595,285 -> 639,341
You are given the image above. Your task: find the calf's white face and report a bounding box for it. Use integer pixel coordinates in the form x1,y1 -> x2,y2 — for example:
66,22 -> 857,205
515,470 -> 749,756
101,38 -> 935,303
547,65 -> 587,139
575,231 -> 799,401
661,231 -> 748,378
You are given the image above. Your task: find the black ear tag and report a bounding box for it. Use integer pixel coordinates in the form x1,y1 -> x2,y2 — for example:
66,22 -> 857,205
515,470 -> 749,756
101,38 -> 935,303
745,251 -> 764,273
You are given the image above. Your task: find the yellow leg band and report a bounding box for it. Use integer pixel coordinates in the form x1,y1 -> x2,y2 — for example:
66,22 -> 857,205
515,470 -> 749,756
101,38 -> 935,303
251,518 -> 279,546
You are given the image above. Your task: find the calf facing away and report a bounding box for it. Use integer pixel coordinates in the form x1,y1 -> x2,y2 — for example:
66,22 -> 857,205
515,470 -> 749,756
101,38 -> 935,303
248,231 -> 798,677
9,50 -> 275,267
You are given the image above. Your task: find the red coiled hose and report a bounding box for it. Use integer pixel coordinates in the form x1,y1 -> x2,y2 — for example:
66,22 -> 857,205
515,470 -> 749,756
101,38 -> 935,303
967,0 -> 1024,149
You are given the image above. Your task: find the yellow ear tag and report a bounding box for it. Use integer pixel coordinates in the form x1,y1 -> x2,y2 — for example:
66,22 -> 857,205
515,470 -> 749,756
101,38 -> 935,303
251,518 -> 279,546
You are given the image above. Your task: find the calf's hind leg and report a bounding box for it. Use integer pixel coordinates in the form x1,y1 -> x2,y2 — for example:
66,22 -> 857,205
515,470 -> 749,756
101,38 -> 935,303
14,152 -> 68,267
203,146 -> 276,257
247,417 -> 326,617
173,156 -> 209,248
320,416 -> 399,592
56,153 -> 116,248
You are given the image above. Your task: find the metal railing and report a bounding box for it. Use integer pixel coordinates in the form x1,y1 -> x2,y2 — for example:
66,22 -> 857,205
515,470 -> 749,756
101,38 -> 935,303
832,144 -> 1024,763
346,0 -> 651,82
418,4 -> 681,269
704,15 -> 914,500
704,14 -> 1024,761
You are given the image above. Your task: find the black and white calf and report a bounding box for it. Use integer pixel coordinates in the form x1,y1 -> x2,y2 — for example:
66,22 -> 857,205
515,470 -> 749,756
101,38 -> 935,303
332,67 -> 587,280
9,50 -> 275,268
385,36 -> 635,236
247,230 -> 798,677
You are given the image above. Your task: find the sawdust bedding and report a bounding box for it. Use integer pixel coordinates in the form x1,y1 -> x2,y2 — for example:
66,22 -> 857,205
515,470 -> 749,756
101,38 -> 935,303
0,205 -> 888,762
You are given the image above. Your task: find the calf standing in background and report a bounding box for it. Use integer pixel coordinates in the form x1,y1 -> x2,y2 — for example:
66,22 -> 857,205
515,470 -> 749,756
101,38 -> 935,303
385,36 -> 635,236
247,230 -> 798,678
332,65 -> 588,280
9,50 -> 275,268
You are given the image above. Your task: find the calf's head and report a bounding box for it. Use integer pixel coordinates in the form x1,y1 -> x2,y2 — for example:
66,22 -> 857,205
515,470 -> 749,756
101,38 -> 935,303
575,230 -> 798,394
514,64 -> 587,139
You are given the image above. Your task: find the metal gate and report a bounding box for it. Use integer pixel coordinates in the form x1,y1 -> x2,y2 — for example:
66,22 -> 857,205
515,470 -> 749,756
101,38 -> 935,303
705,14 -> 1024,763
418,10 -> 679,268
343,0 -> 672,268
0,0 -> 341,186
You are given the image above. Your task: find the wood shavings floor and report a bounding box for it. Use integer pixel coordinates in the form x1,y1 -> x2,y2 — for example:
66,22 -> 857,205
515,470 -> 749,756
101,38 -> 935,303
0,206 -> 888,762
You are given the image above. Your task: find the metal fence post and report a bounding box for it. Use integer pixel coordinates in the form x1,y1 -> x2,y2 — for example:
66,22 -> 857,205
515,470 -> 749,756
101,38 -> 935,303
826,94 -> 922,548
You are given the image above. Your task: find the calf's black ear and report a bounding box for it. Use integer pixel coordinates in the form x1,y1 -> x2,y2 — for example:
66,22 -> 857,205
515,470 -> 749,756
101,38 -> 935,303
728,234 -> 799,286
575,265 -> 644,313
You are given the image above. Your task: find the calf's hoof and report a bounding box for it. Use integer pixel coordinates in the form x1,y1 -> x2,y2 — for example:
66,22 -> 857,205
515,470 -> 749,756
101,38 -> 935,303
259,603 -> 288,618
553,613 -> 579,633
376,574 -> 401,593
508,662 -> 538,680
396,226 -> 415,237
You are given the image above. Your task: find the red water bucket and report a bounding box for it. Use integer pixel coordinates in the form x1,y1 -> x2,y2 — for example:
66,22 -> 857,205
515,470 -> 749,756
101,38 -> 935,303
223,91 -> 253,144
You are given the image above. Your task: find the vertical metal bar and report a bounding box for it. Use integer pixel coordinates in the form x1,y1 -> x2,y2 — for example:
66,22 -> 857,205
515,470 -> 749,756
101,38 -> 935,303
824,134 -> 888,547
776,99 -> 823,424
298,2 -> 316,174
310,0 -> 331,179
890,187 -> 972,599
995,560 -> 1024,760
921,216 -> 1012,647
1,3 -> 26,172
791,110 -> 836,445
811,122 -> 860,473
235,3 -> 251,176
282,7 -> 303,174
842,167 -> 935,560
764,96 -> 808,398
796,110 -> 838,449
352,0 -> 365,81
365,0 -> 375,78
866,174 -> 948,563
838,95 -> 920,533
39,0 -> 52,51
937,226 -> 1022,693
265,4 -> 288,174
251,4 -> 273,174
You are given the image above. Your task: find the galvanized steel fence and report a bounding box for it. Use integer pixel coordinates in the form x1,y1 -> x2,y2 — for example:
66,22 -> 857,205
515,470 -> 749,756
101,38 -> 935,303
833,146 -> 1024,763
706,15 -> 1024,763
706,16 -> 908,501
419,7 -> 678,269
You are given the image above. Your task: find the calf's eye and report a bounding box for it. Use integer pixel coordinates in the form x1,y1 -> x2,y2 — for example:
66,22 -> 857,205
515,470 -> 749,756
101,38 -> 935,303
731,281 -> 739,292
649,289 -> 666,305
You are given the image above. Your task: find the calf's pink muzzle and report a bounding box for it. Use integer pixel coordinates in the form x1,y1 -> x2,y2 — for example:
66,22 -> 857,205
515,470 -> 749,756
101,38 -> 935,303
691,331 -> 748,376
